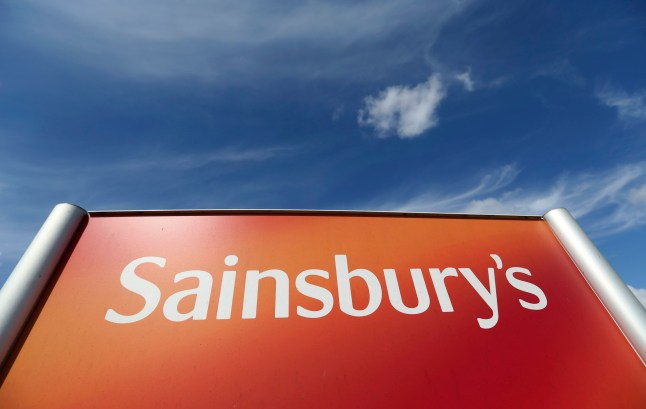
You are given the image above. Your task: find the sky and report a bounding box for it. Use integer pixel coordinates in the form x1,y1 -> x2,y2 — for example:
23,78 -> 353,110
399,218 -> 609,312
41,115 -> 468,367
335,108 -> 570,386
0,0 -> 645,304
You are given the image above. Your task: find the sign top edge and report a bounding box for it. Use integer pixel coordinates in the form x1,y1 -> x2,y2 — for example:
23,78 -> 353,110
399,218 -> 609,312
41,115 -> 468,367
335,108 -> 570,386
87,208 -> 545,220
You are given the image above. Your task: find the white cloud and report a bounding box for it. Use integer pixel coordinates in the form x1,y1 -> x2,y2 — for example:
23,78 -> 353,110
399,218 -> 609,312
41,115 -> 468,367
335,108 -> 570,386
368,163 -> 646,237
358,74 -> 447,138
596,85 -> 646,122
628,286 -> 646,308
455,68 -> 475,91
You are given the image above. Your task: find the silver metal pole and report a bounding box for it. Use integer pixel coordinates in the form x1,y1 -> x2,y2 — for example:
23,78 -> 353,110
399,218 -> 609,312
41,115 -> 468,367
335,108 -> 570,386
544,208 -> 646,363
0,203 -> 87,366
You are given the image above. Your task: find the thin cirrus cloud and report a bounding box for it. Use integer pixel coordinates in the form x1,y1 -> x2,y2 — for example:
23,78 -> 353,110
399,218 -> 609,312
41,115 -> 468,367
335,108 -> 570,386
358,74 -> 447,138
454,68 -> 475,91
596,85 -> 646,122
369,162 -> 646,238
13,0 -> 470,82
108,146 -> 297,172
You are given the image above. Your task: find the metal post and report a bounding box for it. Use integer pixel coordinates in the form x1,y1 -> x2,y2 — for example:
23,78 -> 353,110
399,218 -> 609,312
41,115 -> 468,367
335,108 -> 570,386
544,208 -> 646,363
0,203 -> 87,366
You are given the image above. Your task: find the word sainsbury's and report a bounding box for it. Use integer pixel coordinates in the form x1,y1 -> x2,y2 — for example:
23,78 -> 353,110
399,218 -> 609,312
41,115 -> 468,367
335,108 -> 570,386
105,253 -> 547,329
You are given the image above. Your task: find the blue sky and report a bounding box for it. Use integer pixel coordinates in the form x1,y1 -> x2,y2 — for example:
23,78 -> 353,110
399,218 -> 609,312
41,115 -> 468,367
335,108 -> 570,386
1,0 -> 645,302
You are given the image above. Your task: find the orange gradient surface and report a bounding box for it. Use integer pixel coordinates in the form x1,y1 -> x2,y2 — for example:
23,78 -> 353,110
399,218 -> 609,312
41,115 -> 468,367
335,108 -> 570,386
1,214 -> 645,408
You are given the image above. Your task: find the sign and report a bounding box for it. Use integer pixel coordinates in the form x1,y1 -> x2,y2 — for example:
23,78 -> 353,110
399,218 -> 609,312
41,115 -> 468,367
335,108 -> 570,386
1,206 -> 644,407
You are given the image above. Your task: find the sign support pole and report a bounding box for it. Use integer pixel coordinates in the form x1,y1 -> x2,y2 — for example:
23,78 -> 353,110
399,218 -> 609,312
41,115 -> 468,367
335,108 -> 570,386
545,208 -> 646,363
0,203 -> 87,367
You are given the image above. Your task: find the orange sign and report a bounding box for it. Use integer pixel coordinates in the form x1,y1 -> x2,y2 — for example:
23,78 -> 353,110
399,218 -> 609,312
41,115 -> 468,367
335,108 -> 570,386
1,213 -> 645,407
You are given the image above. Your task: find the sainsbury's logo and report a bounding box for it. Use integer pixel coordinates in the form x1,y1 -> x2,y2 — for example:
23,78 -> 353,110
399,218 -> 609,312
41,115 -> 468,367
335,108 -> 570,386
105,254 -> 547,329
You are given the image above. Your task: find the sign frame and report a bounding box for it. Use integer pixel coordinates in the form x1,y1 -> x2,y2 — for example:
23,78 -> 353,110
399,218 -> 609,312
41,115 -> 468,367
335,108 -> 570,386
1,203 -> 644,373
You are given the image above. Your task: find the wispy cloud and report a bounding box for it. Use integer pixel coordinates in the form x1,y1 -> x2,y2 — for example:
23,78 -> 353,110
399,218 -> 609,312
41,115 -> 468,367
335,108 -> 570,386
596,85 -> 646,122
13,0 -> 470,82
628,286 -> 646,308
629,184 -> 646,204
375,165 -> 519,211
454,68 -> 475,91
368,163 -> 646,237
110,146 -> 296,172
358,74 -> 447,138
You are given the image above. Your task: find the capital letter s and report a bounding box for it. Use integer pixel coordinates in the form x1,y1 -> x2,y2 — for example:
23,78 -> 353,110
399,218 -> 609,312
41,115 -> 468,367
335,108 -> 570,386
105,257 -> 165,324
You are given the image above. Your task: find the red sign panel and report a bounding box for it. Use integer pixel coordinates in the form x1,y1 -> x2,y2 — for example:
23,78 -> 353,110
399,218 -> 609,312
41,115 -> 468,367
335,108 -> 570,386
1,213 -> 644,407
